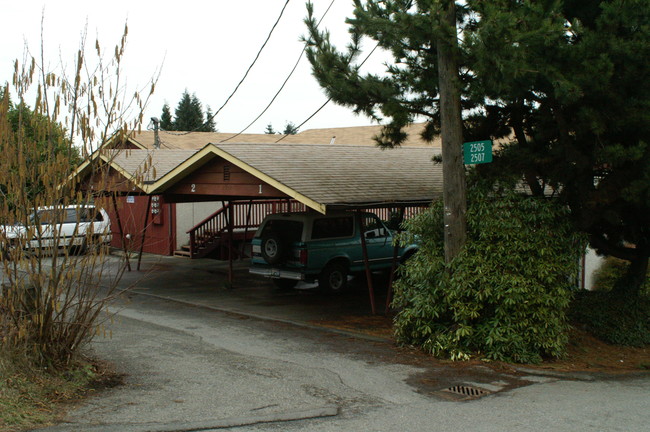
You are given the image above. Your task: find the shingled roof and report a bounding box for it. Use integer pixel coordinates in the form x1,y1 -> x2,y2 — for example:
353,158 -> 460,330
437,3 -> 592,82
106,149 -> 198,183
88,143 -> 442,213
214,143 -> 443,210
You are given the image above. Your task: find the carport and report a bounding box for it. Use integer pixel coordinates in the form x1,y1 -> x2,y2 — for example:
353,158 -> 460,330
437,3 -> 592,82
73,142 -> 443,313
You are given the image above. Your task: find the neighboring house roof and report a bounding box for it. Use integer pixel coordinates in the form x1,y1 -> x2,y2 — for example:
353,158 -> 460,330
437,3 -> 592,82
130,132 -> 283,149
286,123 -> 439,147
78,143 -> 442,214
125,123 -> 438,150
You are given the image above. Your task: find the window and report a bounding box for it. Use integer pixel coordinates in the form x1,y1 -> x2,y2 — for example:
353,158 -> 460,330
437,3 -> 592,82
311,216 -> 354,240
33,210 -> 62,225
261,220 -> 303,243
363,215 -> 388,239
64,209 -> 78,224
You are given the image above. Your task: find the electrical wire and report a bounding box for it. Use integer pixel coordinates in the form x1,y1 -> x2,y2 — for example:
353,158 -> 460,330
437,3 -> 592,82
162,0 -> 291,136
275,42 -> 381,143
219,0 -> 337,143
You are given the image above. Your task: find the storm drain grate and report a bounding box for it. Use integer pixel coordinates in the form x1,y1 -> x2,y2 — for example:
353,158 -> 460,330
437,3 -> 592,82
442,385 -> 490,400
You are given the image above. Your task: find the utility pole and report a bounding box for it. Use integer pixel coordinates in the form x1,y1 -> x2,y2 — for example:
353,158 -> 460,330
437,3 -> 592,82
436,0 -> 467,263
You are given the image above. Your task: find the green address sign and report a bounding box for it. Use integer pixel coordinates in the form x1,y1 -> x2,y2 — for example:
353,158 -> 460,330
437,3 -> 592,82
463,140 -> 493,164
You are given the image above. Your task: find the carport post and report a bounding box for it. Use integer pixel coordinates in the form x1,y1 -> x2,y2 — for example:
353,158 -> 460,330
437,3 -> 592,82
386,207 -> 405,314
357,210 -> 377,315
137,195 -> 152,271
227,201 -> 234,285
240,200 -> 253,260
111,193 -> 131,272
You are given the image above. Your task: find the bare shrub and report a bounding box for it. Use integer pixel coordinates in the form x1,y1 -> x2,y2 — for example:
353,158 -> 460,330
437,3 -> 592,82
0,23 -> 157,368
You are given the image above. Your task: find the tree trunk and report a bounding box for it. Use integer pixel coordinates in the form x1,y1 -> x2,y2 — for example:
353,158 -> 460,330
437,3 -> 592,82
436,0 -> 467,264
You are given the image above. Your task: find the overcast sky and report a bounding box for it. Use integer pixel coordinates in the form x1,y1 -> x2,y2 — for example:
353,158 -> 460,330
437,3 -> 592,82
1,0 -> 390,135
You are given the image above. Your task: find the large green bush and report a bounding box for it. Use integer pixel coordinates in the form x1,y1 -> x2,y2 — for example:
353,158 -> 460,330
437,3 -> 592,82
393,182 -> 585,363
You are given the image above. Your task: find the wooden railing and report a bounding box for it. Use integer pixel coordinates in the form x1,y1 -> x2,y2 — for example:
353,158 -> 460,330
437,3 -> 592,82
187,200 -> 306,258
186,199 -> 426,259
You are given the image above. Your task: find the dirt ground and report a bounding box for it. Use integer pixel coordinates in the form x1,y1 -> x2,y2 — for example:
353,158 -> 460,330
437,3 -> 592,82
539,328 -> 649,373
313,315 -> 650,374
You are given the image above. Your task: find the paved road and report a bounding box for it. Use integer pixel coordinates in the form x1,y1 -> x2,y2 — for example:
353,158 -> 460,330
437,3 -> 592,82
35,289 -> 649,432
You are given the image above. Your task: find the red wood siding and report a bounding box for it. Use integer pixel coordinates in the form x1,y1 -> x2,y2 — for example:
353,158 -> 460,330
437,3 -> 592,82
166,158 -> 286,198
108,195 -> 176,255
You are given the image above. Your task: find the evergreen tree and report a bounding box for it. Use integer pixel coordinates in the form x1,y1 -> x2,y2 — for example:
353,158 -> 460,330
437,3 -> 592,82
465,0 -> 650,296
264,123 -> 277,134
282,122 -> 299,135
202,106 -> 217,132
160,103 -> 173,130
173,90 -> 205,131
304,2 -> 455,147
305,0 -> 649,297
1,88 -> 80,206
305,1 -> 468,261
162,91 -> 216,132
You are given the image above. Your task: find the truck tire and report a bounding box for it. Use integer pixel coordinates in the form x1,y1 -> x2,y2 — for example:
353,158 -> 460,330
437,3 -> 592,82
318,262 -> 348,293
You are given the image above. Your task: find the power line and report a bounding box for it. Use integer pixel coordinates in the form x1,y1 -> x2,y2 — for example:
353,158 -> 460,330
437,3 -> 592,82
219,0 -> 337,143
275,42 -> 381,143
162,0 -> 291,136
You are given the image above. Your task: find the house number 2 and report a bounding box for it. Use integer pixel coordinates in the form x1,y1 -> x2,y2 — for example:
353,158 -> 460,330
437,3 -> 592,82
191,184 -> 196,192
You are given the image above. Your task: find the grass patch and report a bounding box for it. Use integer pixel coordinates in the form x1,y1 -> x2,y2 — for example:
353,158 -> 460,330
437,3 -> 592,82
0,354 -> 103,431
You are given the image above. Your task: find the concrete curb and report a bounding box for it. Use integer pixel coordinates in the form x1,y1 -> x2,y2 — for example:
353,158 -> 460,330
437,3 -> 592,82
513,365 -> 650,382
35,406 -> 339,432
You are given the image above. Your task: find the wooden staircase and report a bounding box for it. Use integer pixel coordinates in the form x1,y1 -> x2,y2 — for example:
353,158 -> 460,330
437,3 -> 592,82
173,245 -> 192,258
173,200 -> 306,260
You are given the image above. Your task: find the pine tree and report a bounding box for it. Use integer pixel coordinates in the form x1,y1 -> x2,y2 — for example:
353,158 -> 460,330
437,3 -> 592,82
163,91 -> 216,132
304,1 -> 468,262
160,103 -> 173,130
173,90 -> 205,131
304,0 -> 649,296
264,124 -> 276,134
282,122 -> 298,135
202,106 -> 217,132
466,0 -> 650,296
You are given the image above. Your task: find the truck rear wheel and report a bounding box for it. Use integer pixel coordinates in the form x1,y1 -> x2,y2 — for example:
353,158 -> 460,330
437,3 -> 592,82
318,262 -> 348,293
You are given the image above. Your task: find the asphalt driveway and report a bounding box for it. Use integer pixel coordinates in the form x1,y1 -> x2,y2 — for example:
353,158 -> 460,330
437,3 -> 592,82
114,253 -> 396,338
30,252 -> 650,432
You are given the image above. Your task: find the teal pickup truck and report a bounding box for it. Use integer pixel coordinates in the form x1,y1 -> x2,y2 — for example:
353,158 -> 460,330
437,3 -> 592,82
249,211 -> 417,292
